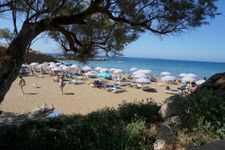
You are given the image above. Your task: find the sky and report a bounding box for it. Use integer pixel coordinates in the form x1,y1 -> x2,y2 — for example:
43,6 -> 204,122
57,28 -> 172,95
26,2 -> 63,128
0,1 -> 225,62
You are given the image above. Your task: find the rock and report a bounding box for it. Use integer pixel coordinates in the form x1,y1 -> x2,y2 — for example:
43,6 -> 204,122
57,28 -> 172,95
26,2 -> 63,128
153,124 -> 184,150
200,72 -> 225,90
159,95 -> 185,119
189,140 -> 225,150
29,104 -> 54,118
0,46 -> 57,63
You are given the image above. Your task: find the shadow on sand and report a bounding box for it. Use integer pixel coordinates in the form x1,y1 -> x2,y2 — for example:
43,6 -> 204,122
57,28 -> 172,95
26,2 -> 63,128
63,92 -> 74,95
26,93 -> 38,95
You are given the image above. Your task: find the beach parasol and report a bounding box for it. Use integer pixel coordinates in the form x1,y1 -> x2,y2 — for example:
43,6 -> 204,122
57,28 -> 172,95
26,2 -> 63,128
99,68 -> 108,72
135,78 -> 150,84
70,64 -> 79,69
186,73 -> 197,78
95,66 -> 102,71
196,79 -> 206,85
160,71 -> 171,77
133,72 -> 148,78
179,73 -> 187,77
113,69 -> 123,74
161,75 -> 176,82
181,76 -> 196,83
82,66 -> 92,71
30,62 -> 39,66
130,67 -> 137,72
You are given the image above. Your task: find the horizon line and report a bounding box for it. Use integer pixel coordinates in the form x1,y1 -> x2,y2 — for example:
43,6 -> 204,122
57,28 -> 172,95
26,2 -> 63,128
45,52 -> 224,64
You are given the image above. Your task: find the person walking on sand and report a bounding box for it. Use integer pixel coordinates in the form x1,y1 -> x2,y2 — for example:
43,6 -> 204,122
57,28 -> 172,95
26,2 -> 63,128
59,75 -> 66,95
19,76 -> 26,95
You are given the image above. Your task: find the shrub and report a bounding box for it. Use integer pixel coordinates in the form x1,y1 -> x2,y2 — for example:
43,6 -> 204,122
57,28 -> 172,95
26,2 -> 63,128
118,100 -> 161,124
180,88 -> 225,138
0,106 -> 156,150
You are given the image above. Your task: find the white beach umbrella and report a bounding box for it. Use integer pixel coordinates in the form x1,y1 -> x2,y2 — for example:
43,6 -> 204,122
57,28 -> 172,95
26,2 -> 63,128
140,69 -> 152,74
113,69 -> 123,74
82,66 -> 92,71
160,71 -> 171,77
22,64 -> 28,67
51,67 -> 61,71
41,62 -> 49,66
130,67 -> 137,72
179,73 -> 187,77
48,63 -> 57,69
109,68 -> 117,72
95,66 -> 102,71
196,79 -> 206,85
133,69 -> 151,75
133,72 -> 148,78
100,68 -> 108,72
62,65 -> 70,71
30,62 -> 39,66
85,71 -> 97,77
161,75 -> 176,82
37,64 -> 44,69
186,73 -> 197,78
56,62 -> 62,66
181,76 -> 196,83
70,64 -> 79,69
135,78 -> 150,84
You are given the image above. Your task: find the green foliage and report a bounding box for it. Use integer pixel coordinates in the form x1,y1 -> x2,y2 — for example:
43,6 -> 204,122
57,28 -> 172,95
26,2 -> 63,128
0,102 -> 159,150
179,88 -> 225,140
118,100 -> 162,124
0,28 -> 14,45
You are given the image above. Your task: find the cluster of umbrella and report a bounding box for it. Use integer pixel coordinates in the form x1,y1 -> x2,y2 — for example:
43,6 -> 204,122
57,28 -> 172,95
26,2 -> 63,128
131,69 -> 152,84
179,73 -> 206,85
26,62 -> 206,85
160,71 -> 206,85
160,71 -> 176,83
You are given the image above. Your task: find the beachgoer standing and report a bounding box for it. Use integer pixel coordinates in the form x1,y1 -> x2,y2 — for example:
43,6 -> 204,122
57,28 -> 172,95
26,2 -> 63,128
59,75 -> 65,95
19,76 -> 26,95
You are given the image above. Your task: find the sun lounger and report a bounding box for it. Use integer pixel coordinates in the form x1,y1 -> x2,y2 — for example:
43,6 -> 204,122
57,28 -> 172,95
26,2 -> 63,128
142,86 -> 157,92
112,87 -> 127,93
165,89 -> 181,94
106,86 -> 127,93
68,80 -> 84,84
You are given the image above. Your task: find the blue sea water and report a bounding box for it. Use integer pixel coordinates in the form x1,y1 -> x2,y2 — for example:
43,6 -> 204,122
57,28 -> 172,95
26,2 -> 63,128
47,54 -> 225,79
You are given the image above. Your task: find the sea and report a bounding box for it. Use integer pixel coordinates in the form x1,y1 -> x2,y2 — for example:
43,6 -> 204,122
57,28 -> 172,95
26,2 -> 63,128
47,53 -> 225,80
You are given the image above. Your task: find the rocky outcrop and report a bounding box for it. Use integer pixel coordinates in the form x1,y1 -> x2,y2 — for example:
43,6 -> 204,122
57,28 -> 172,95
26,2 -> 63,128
200,72 -> 225,90
159,95 -> 185,120
153,116 -> 183,150
0,46 -> 57,63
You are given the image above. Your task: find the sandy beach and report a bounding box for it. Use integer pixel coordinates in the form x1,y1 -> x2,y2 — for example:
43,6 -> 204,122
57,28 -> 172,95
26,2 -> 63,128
0,75 -> 178,115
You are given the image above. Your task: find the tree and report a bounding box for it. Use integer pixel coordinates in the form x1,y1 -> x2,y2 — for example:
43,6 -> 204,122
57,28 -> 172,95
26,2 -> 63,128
0,0 -> 218,103
0,28 -> 14,45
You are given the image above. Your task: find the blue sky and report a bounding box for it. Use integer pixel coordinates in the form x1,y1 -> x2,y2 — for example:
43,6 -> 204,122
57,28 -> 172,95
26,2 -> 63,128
0,1 -> 225,62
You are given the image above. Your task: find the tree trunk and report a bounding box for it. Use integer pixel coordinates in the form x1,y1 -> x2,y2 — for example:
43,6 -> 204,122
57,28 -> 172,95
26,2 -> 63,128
0,23 -> 44,103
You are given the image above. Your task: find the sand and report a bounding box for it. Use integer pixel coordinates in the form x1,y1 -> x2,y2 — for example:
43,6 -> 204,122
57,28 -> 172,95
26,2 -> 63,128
0,75 -> 178,115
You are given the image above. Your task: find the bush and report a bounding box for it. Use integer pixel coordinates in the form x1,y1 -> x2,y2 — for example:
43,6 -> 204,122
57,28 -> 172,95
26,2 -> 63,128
180,88 -> 225,139
118,100 -> 161,124
0,105 -> 157,150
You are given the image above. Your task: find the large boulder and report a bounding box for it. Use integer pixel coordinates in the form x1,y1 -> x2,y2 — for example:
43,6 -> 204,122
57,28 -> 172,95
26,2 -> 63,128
159,95 -> 185,120
200,72 -> 225,90
153,118 -> 183,150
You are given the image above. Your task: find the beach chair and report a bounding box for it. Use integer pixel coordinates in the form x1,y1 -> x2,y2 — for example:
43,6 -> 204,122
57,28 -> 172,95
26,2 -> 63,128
106,87 -> 127,93
112,87 -> 127,93
165,89 -> 181,94
142,86 -> 157,92
165,86 -> 181,94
